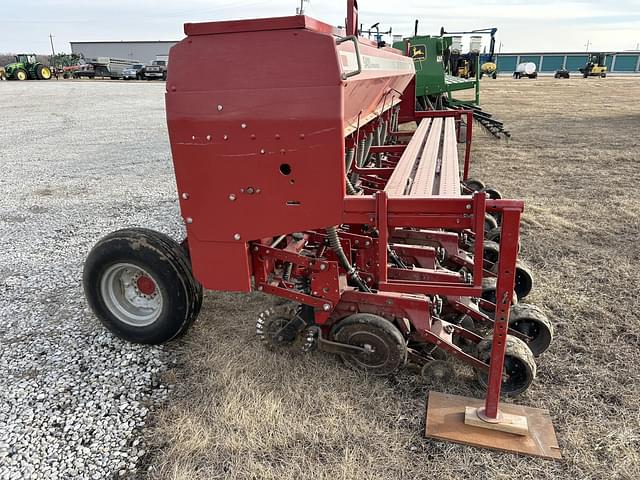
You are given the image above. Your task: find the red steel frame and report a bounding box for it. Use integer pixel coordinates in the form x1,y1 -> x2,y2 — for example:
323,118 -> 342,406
167,1 -> 523,422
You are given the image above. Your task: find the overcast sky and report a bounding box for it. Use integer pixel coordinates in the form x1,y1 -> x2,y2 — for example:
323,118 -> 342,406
0,0 -> 639,54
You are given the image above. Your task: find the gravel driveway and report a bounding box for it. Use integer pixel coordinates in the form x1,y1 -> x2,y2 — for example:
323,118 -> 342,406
0,80 -> 183,479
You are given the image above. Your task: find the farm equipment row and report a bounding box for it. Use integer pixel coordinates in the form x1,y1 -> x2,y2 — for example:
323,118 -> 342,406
393,32 -> 510,138
83,0 -> 558,453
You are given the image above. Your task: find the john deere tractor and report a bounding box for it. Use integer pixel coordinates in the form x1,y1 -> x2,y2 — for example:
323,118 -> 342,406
4,54 -> 52,81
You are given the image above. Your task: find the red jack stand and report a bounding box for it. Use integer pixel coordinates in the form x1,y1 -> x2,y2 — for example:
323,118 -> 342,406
426,209 -> 561,459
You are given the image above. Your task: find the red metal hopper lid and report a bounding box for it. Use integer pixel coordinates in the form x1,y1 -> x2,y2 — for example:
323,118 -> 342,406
184,15 -> 343,37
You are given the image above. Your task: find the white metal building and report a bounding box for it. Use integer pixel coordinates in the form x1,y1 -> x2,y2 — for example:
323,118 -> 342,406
70,41 -> 178,64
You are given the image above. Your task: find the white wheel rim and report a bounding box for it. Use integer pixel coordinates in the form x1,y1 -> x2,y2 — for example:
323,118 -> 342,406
100,263 -> 163,327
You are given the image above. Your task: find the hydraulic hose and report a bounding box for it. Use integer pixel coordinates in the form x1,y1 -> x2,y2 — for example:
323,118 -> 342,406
326,226 -> 370,292
345,147 -> 355,171
355,138 -> 367,167
345,177 -> 358,195
363,133 -> 374,166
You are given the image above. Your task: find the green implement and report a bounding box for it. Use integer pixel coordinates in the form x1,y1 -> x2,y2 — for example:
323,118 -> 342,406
393,32 -> 509,138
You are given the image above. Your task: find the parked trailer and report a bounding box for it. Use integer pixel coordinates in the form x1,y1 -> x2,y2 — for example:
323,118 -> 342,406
513,62 -> 537,79
83,0 -> 557,453
86,57 -> 141,79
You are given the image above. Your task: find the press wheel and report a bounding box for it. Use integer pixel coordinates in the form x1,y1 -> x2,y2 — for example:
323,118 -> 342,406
475,335 -> 536,396
514,261 -> 534,299
483,187 -> 503,200
484,214 -> 498,232
509,303 -> 554,356
465,178 -> 485,192
480,277 -> 517,310
482,240 -> 500,265
331,314 -> 407,375
485,226 -> 521,253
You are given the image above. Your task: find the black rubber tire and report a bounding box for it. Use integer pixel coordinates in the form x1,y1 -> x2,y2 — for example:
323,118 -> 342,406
485,227 -> 522,253
480,277 -> 517,315
485,226 -> 502,243
601,73 -> 606,78
83,228 -> 202,344
485,214 -> 499,232
514,260 -> 534,299
36,64 -> 52,80
157,231 -> 203,326
475,335 -> 536,396
130,230 -> 203,331
15,68 -> 28,81
483,187 -> 503,200
483,240 -> 500,265
331,313 -> 407,375
465,179 -> 485,192
509,303 -> 554,356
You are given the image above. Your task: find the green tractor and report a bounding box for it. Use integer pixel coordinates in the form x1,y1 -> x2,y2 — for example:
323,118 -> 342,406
4,54 -> 52,81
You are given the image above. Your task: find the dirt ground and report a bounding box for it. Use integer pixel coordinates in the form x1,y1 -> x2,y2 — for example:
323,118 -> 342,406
144,78 -> 640,480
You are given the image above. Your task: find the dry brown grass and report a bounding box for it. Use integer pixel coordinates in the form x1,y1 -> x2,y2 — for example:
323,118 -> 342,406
143,77 -> 640,480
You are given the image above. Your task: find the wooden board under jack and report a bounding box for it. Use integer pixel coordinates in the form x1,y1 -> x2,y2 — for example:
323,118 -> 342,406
425,391 -> 562,459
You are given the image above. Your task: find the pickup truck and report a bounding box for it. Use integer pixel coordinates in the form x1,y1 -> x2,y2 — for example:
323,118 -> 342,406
144,60 -> 167,80
123,63 -> 146,80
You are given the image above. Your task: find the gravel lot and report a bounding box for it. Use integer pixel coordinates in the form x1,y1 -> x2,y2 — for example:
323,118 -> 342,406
0,80 -> 181,479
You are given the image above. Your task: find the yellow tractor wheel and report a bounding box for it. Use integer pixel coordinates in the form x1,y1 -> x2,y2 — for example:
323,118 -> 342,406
40,66 -> 52,80
15,69 -> 28,81
36,65 -> 52,80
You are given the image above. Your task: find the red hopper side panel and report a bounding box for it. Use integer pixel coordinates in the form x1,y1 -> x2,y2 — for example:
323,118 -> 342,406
165,16 -> 414,291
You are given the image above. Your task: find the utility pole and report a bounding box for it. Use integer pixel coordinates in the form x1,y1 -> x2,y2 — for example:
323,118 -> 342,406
296,0 -> 308,15
49,33 -> 57,78
585,40 -> 590,52
498,41 -> 503,53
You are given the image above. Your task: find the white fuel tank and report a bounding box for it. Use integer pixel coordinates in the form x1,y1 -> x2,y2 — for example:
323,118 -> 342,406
516,62 -> 537,75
